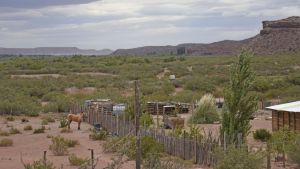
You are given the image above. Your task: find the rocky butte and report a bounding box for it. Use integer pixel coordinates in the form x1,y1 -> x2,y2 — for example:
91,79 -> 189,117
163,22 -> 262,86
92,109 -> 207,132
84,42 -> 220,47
113,16 -> 300,56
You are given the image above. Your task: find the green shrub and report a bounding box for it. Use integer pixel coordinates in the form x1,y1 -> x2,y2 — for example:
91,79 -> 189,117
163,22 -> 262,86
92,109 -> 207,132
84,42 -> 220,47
65,139 -> 79,147
6,116 -> 15,121
49,135 -> 68,156
41,120 -> 48,125
68,154 -> 88,166
287,135 -> 300,167
9,127 -> 22,134
0,138 -> 13,147
23,160 -> 56,169
189,94 -> 219,124
59,118 -> 68,128
140,113 -> 154,128
60,128 -> 72,133
24,125 -> 33,131
144,154 -> 191,169
90,130 -> 107,140
103,136 -> 164,160
33,126 -> 46,134
42,116 -> 55,123
253,129 -> 272,142
0,129 -> 9,136
213,146 -> 265,169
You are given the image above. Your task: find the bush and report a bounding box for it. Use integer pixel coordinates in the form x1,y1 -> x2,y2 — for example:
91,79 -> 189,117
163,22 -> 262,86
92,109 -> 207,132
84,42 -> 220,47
21,118 -> 29,123
287,135 -> 300,167
9,127 -> 22,134
144,154 -> 191,169
59,118 -> 68,128
65,139 -> 79,147
41,120 -> 48,125
6,116 -> 15,121
60,128 -> 72,133
189,94 -> 219,124
49,135 -> 68,156
140,113 -> 154,128
0,129 -> 9,136
23,160 -> 56,169
42,116 -> 55,123
213,146 -> 265,169
0,138 -> 13,147
24,125 -> 33,131
103,136 -> 164,160
90,129 -> 107,140
68,154 -> 88,166
33,126 -> 46,134
253,129 -> 272,142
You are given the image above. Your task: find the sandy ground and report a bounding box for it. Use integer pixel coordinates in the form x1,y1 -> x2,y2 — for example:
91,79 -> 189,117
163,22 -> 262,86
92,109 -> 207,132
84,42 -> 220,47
0,115 -> 134,169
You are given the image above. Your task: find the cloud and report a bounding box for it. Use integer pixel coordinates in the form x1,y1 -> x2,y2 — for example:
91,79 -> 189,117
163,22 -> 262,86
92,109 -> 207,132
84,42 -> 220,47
0,0 -> 299,49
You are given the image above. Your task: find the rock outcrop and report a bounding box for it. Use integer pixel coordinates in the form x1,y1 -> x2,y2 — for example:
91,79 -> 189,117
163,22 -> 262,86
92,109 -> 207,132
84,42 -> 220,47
113,16 -> 300,56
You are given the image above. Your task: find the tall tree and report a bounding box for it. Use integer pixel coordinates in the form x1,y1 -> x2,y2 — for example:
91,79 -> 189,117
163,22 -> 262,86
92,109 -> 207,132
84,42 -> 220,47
220,49 -> 258,145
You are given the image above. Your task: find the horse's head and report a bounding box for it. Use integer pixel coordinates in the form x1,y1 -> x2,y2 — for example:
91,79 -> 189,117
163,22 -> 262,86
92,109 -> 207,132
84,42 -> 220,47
80,112 -> 87,120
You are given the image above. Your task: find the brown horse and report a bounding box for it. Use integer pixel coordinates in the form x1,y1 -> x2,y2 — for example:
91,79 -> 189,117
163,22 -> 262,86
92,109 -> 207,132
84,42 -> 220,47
67,112 -> 84,130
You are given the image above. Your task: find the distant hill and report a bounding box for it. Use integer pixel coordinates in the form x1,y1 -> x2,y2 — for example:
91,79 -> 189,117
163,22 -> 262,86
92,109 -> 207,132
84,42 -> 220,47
113,16 -> 300,56
0,47 -> 112,56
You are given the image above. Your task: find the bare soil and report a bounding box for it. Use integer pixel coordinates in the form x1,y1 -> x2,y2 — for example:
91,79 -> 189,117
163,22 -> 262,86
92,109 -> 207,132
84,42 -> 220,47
65,87 -> 97,94
11,74 -> 63,78
0,115 -> 134,169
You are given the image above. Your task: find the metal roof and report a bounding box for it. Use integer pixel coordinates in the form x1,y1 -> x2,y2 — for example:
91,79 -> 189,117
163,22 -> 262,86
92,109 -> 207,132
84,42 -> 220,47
266,101 -> 300,112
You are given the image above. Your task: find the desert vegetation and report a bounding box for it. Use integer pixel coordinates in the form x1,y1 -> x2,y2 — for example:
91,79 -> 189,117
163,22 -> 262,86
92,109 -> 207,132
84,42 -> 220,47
0,53 -> 299,116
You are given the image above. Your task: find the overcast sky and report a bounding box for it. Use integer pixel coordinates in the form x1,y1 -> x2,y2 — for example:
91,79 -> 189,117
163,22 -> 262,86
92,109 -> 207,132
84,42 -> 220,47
0,0 -> 299,50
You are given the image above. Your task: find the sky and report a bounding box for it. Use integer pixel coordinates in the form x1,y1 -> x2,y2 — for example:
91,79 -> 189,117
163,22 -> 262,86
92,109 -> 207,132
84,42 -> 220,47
0,0 -> 299,50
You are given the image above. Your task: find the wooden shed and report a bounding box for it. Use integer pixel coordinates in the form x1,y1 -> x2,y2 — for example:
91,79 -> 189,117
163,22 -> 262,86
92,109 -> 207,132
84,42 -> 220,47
266,101 -> 300,132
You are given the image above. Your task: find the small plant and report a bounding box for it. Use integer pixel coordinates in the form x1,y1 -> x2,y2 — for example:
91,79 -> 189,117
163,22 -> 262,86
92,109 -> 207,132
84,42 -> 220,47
0,129 -> 9,136
41,119 -> 49,125
68,154 -> 88,166
90,130 -> 107,140
60,128 -> 72,133
23,160 -> 56,169
43,116 -> 55,123
59,118 -> 68,128
65,139 -> 79,147
140,113 -> 154,128
253,129 -> 272,142
6,116 -> 15,121
49,135 -> 68,156
0,138 -> 13,147
21,118 -> 29,123
33,126 -> 46,134
47,134 -> 53,139
9,127 -> 22,134
24,125 -> 33,131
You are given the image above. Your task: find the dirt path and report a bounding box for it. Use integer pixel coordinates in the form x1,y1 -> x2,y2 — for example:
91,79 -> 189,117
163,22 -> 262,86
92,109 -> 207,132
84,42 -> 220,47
0,116 -> 134,169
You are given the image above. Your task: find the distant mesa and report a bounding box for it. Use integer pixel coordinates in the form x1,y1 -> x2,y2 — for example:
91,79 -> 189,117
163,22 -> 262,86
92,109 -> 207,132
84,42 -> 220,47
0,47 -> 112,56
113,16 -> 300,56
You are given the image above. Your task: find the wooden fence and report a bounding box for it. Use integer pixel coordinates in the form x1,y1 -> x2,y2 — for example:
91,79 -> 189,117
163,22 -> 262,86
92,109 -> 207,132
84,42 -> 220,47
70,103 -> 218,166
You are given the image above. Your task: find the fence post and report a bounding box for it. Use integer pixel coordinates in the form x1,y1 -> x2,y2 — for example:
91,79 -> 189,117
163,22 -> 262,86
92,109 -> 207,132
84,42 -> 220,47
88,149 -> 94,169
117,114 -> 119,136
183,130 -> 186,160
43,151 -> 47,165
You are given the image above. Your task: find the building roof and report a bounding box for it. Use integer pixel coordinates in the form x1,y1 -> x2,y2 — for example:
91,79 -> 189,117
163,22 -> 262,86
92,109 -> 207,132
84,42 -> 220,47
266,101 -> 300,112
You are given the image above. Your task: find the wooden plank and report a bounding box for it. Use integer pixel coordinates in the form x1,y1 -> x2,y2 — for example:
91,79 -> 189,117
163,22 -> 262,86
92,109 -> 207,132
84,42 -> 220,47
284,111 -> 289,128
272,111 -> 278,131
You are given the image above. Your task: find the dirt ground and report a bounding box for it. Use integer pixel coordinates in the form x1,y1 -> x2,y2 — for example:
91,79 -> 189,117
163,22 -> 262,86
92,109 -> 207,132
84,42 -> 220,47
0,115 -> 134,169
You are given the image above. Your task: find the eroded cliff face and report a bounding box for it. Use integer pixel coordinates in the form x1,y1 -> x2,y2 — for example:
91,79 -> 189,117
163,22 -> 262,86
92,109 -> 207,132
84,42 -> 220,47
248,16 -> 300,55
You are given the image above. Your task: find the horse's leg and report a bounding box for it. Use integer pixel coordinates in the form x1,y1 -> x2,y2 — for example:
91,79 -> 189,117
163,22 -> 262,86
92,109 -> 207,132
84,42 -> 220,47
78,121 -> 81,130
68,120 -> 72,129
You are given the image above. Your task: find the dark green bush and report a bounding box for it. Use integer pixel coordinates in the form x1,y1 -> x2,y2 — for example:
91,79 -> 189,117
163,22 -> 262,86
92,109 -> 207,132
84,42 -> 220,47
33,126 -> 46,134
90,130 -> 107,140
253,129 -> 272,142
68,154 -> 88,166
23,160 -> 56,169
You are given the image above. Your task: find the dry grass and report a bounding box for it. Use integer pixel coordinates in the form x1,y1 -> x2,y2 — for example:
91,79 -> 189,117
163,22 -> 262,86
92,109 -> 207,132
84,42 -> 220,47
0,138 -> 13,147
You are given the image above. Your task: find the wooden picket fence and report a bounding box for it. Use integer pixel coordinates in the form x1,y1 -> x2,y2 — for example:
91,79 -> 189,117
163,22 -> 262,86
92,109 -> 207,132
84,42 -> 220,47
70,103 -> 218,166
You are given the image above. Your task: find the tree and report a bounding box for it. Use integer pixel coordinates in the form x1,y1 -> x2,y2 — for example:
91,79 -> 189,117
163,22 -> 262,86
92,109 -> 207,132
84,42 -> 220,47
188,94 -> 219,124
220,49 -> 258,145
